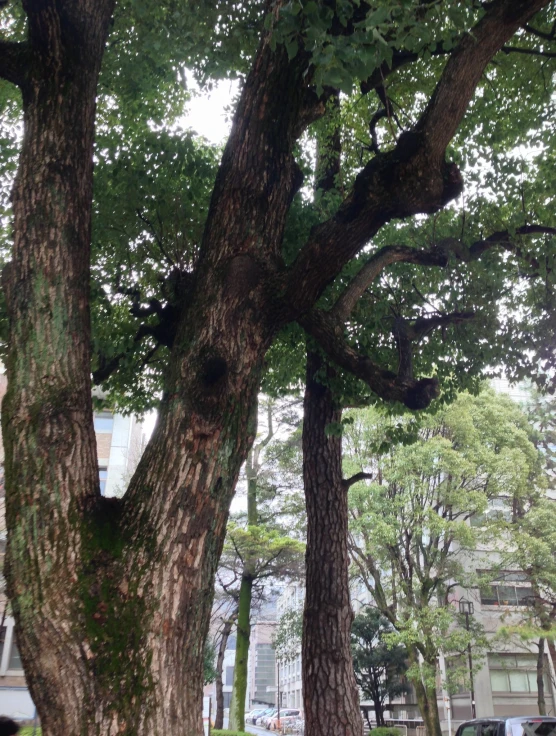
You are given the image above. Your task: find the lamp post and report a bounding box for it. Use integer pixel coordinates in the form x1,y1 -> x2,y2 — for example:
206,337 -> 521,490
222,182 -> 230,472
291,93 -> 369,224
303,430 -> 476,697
459,599 -> 476,719
276,656 -> 281,730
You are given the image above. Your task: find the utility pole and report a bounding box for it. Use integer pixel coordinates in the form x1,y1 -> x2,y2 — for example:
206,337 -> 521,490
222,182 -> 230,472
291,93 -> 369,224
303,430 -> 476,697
277,657 -> 281,729
459,599 -> 476,719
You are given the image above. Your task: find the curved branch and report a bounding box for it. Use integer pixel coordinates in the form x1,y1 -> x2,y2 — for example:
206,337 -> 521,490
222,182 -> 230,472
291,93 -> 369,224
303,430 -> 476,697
342,472 -> 374,490
332,225 -> 556,322
299,310 -> 440,410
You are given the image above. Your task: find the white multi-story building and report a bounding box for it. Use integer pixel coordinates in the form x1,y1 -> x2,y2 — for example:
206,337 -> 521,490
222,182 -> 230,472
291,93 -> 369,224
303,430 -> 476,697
0,376 -> 144,720
276,583 -> 304,710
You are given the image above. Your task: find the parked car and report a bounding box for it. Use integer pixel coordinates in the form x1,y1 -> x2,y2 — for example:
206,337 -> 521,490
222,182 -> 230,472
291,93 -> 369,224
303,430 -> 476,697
259,709 -> 278,727
266,710 -> 302,730
456,717 -> 556,736
246,709 -> 267,724
253,708 -> 276,726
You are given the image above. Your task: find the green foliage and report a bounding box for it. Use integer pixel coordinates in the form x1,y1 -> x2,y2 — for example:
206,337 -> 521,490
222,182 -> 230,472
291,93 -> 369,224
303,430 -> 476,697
370,728 -> 404,736
273,1 -> 481,96
203,637 -> 218,685
91,127 -> 220,413
223,522 -> 304,579
351,608 -> 408,726
274,608 -> 303,664
212,731 -> 247,736
346,388 -> 542,692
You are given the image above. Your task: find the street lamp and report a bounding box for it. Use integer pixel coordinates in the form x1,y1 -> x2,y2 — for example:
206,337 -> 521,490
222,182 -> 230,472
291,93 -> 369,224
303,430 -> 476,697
459,599 -> 476,719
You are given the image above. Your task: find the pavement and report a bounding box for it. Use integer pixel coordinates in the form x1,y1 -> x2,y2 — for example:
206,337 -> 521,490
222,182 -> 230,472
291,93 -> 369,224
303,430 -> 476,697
221,717 -> 267,734
246,725 -> 268,735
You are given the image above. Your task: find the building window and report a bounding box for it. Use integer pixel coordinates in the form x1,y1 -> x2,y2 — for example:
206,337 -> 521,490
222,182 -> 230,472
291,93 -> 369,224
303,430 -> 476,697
479,571 -> 533,607
99,467 -> 108,496
94,412 -> 114,433
489,654 -> 549,694
226,665 -> 235,686
8,636 -> 22,671
471,497 -> 512,526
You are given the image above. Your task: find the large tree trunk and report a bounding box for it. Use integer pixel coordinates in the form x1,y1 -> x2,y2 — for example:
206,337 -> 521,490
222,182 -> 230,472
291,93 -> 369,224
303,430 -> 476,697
302,351 -> 363,736
3,7 -> 308,733
3,3 -> 116,734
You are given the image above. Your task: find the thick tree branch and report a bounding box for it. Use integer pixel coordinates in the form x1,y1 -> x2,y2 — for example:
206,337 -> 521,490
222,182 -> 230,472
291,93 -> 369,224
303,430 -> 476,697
299,310 -> 440,410
332,245 -> 450,321
342,472 -> 374,490
501,45 -> 556,58
282,0 -> 550,319
0,39 -> 29,87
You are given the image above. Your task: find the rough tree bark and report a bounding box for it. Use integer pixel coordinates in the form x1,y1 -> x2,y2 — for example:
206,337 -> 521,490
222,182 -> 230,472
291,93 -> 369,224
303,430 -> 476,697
3,6 -> 310,733
0,0 -> 549,733
302,351 -> 363,736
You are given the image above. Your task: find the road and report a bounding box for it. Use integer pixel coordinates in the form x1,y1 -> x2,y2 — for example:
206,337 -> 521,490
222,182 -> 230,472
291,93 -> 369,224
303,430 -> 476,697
245,725 -> 268,735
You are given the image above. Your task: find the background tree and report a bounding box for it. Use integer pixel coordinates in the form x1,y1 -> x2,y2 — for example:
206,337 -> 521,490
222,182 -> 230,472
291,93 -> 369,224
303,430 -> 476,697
218,399 -> 304,732
215,608 -> 239,730
0,1 -> 555,733
496,450 -> 556,715
346,390 -> 542,736
351,607 -> 408,729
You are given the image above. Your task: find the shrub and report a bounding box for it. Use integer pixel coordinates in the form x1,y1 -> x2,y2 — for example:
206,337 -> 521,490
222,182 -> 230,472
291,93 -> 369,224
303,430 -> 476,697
369,728 -> 403,736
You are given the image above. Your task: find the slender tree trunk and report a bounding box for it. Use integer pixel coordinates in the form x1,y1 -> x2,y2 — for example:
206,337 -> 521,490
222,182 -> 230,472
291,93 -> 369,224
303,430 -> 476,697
537,638 -> 547,715
375,697 -> 385,727
229,451 -> 261,732
408,648 -> 442,736
215,613 -> 237,730
302,351 -> 363,736
229,574 -> 254,731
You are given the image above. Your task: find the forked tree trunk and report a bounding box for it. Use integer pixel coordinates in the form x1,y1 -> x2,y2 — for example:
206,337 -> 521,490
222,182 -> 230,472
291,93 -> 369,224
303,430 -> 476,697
302,351 -> 363,736
3,6 -> 309,734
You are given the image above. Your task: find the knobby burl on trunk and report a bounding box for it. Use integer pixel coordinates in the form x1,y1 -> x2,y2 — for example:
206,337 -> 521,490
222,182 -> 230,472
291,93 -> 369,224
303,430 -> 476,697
0,0 -> 550,733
